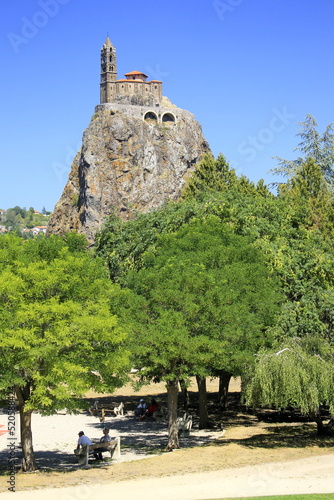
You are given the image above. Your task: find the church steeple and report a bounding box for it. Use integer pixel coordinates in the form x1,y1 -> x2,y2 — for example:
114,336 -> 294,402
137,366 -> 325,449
100,36 -> 117,103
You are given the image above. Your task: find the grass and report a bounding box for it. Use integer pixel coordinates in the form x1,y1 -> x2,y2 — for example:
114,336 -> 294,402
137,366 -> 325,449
211,495 -> 334,500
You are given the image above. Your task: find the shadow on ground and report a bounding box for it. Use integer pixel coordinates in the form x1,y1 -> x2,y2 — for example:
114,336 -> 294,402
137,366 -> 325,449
0,448 -> 79,473
1,390 -> 332,474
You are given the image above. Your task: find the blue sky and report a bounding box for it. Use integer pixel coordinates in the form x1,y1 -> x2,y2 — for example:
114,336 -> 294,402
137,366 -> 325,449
1,0 -> 334,212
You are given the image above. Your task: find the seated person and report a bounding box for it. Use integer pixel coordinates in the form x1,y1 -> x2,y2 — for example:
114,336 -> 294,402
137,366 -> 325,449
139,399 -> 160,420
74,431 -> 92,457
134,399 -> 147,418
93,428 -> 112,460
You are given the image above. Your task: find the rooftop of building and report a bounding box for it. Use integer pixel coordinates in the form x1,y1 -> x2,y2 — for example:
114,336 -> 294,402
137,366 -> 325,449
116,78 -> 162,83
124,70 -> 148,77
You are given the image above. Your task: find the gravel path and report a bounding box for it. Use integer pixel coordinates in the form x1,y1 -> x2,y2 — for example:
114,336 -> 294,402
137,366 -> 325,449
1,410 -> 333,499
0,409 -> 223,469
1,454 -> 334,499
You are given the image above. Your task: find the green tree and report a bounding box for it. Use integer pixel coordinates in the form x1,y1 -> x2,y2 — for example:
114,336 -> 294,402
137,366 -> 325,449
182,153 -> 272,201
278,158 -> 334,234
0,234 -> 129,471
244,336 -> 334,435
95,155 -> 276,282
118,217 -> 281,448
259,159 -> 334,343
181,153 -> 239,198
243,161 -> 334,431
1,206 -> 51,235
272,114 -> 334,188
95,199 -> 205,281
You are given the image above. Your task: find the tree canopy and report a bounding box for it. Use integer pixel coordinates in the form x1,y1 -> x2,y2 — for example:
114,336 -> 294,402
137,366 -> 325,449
244,336 -> 334,434
0,234 -> 129,470
272,114 -> 334,189
114,216 -> 281,448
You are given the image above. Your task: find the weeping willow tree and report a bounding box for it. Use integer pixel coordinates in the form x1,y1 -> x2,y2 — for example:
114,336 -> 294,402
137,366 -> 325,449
243,337 -> 334,435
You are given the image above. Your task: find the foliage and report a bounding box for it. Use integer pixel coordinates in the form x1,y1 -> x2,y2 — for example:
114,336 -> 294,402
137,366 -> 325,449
0,234 -> 129,410
181,153 -> 239,198
278,158 -> 334,234
0,205 -> 51,235
257,159 -> 334,343
0,233 -> 130,469
95,155 -> 280,281
95,199 -> 204,280
182,153 -> 271,200
96,152 -> 334,433
243,336 -> 334,431
123,216 -> 281,378
111,216 -> 281,447
272,114 -> 334,189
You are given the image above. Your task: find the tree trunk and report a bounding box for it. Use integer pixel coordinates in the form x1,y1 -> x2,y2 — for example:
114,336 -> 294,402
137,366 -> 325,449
310,408 -> 327,436
196,375 -> 210,429
326,417 -> 334,431
15,385 -> 36,471
312,410 -> 334,436
166,378 -> 179,450
179,379 -> 189,411
218,371 -> 232,409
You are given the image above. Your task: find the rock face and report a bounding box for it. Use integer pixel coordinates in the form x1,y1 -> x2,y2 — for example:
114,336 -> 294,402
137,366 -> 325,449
47,100 -> 210,242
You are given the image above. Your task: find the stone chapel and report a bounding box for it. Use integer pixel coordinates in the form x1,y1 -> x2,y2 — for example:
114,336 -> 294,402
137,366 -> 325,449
99,36 -> 176,125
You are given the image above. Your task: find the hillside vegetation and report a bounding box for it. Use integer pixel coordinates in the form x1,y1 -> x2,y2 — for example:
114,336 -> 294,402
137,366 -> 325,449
0,206 -> 51,236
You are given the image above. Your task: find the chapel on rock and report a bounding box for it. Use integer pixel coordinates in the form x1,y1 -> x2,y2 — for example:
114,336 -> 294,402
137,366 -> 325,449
99,36 -> 176,125
100,36 -> 162,104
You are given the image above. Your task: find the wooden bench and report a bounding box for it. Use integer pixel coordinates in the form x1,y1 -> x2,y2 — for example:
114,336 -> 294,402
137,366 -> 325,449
153,405 -> 167,422
113,402 -> 124,416
89,401 -> 124,422
76,437 -> 121,466
177,413 -> 192,437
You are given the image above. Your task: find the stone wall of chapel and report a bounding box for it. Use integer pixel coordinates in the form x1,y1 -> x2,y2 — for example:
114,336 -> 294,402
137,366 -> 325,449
106,81 -> 162,103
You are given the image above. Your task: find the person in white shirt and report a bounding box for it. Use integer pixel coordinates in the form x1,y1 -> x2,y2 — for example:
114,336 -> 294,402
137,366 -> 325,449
74,431 -> 92,458
135,399 -> 147,418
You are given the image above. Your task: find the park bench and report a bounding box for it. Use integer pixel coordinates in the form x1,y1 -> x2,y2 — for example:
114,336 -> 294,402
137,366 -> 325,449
89,400 -> 124,422
76,436 -> 121,466
177,413 -> 192,436
113,402 -> 124,416
153,405 -> 167,422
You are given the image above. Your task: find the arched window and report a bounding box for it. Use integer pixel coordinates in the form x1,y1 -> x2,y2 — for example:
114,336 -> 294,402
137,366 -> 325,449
162,113 -> 176,125
144,111 -> 158,123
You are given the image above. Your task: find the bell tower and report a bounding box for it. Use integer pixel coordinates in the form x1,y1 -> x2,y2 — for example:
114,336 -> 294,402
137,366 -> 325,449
100,36 -> 117,104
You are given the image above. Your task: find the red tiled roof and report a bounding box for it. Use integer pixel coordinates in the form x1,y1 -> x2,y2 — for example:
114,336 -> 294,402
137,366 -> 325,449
116,79 -> 162,84
124,70 -> 148,77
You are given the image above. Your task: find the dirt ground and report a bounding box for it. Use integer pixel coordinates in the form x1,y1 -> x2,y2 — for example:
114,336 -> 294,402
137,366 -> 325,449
1,377 -> 333,494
